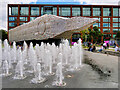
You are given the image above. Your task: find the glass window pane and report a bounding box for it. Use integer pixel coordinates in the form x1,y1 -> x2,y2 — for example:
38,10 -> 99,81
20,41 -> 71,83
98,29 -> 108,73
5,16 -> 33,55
113,34 -> 116,39
103,8 -> 111,16
72,7 -> 81,16
59,7 -> 70,16
103,29 -> 110,32
93,7 -> 101,16
20,7 -> 29,16
19,22 -> 26,25
41,7 -> 43,16
119,8 -> 120,16
11,7 -> 18,15
103,23 -> 110,27
113,18 -> 118,22
9,17 -> 17,21
103,18 -> 110,22
20,17 -> 28,21
93,18 -> 100,22
113,23 -> 119,27
113,8 -> 118,16
9,22 -> 17,27
30,17 -> 37,21
53,7 -> 57,15
31,7 -> 39,16
113,29 -> 119,33
93,23 -> 100,27
9,7 -> 12,15
83,7 -> 91,16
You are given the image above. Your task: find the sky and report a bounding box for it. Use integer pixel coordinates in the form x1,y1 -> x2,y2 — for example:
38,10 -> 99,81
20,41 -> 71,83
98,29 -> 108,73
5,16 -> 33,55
0,0 -> 120,31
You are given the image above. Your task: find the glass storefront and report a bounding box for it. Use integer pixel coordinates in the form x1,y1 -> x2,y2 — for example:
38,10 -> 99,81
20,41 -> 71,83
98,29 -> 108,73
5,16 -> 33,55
20,7 -> 29,16
31,7 -> 39,16
93,7 -> 101,16
83,7 -> 91,16
72,7 -> 81,16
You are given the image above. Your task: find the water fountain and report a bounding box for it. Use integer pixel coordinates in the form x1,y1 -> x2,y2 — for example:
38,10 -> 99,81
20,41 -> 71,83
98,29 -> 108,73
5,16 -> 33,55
0,40 -> 2,67
13,48 -> 26,79
31,63 -> 46,84
12,41 -> 17,63
1,60 -> 12,77
47,50 -> 55,75
78,39 -> 83,67
1,38 -> 84,86
53,62 -> 66,87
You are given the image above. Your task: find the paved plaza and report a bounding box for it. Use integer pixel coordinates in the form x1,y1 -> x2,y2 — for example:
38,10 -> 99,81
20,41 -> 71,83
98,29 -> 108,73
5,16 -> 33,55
2,51 -> 118,88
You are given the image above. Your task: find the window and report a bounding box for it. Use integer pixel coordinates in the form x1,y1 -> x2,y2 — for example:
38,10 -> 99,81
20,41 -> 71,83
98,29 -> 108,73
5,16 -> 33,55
103,23 -> 110,27
9,28 -> 13,30
19,22 -> 26,25
103,18 -> 110,22
113,8 -> 118,16
72,7 -> 81,16
93,18 -> 100,22
113,18 -> 118,22
41,7 -> 44,16
20,7 -> 29,16
93,23 -> 100,27
103,8 -> 111,16
59,7 -> 71,16
103,29 -> 110,32
9,22 -> 17,27
11,7 -> 18,15
113,29 -> 119,33
53,7 -> 57,15
93,7 -> 101,16
113,34 -> 116,39
83,7 -> 91,16
9,17 -> 17,21
31,7 -> 39,16
113,23 -> 119,27
119,8 -> 120,16
30,17 -> 37,21
20,17 -> 28,21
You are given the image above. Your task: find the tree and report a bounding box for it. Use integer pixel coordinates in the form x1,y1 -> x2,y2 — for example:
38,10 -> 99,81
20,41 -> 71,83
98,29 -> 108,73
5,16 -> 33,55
0,29 -> 8,41
88,26 -> 103,43
115,31 -> 120,39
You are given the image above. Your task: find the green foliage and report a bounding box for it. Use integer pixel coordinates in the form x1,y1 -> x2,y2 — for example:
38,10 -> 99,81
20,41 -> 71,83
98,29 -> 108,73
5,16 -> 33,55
83,26 -> 103,43
0,29 -> 8,41
115,31 -> 120,39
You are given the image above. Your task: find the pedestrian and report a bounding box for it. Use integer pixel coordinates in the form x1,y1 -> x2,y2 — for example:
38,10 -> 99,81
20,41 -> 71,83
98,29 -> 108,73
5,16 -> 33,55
98,44 -> 104,52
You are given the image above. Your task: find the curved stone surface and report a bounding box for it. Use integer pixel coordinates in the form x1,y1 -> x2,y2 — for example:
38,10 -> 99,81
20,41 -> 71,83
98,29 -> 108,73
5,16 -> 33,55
9,14 -> 98,42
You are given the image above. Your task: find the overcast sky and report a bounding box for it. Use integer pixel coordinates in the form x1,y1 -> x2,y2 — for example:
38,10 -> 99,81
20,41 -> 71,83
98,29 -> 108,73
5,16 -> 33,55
0,0 -> 120,31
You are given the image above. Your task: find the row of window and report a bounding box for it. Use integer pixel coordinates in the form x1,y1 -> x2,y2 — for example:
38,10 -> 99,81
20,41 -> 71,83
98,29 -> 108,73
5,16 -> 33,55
93,23 -> 120,27
9,6 -> 120,16
9,17 -> 120,23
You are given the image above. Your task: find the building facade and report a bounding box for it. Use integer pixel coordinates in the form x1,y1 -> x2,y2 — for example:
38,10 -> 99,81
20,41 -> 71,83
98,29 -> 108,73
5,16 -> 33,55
8,4 -> 120,41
